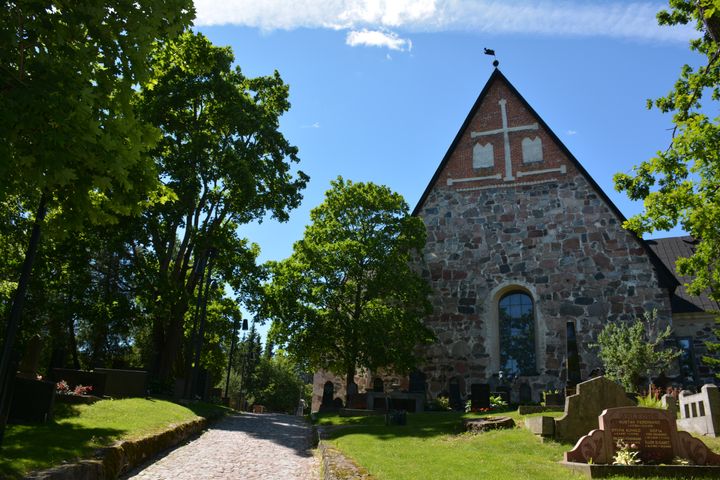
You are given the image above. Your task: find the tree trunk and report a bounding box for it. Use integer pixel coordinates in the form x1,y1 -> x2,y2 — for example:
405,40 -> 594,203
346,365 -> 356,407
0,192 -> 48,445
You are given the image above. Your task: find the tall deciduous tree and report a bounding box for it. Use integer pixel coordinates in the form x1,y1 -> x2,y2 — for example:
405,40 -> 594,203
613,0 -> 720,376
265,178 -> 434,403
0,0 -> 193,442
134,32 -> 307,381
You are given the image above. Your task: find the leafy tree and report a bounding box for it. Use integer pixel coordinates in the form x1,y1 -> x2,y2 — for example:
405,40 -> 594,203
0,0 -> 193,441
250,354 -> 310,414
613,1 -> 720,375
265,178 -> 434,403
594,310 -> 680,392
133,31 -> 307,380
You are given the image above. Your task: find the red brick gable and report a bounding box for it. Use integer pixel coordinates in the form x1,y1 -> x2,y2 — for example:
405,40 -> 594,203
442,77 -> 575,190
412,68 -> 677,290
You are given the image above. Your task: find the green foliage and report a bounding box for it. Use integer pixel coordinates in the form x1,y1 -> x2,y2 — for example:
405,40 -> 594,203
250,354 -> 308,414
132,31 -> 306,379
0,1 -> 194,229
429,396 -> 452,411
613,1 -> 720,377
593,310 -> 680,392
612,440 -> 641,466
637,391 -> 665,409
490,394 -> 508,408
265,177 -> 434,397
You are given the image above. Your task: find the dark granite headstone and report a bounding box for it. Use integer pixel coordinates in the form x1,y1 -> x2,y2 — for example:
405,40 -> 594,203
449,377 -> 462,410
471,383 -> 490,410
494,386 -> 510,404
373,377 -> 384,392
9,376 -> 55,424
94,368 -> 147,398
347,380 -> 358,398
321,381 -> 334,407
18,334 -> 43,379
519,383 -> 532,404
409,370 -> 426,393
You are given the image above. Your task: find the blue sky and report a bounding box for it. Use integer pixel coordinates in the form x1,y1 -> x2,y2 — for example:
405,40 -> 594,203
193,1 -> 702,333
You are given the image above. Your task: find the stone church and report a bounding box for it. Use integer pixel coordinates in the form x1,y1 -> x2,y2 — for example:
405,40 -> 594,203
311,69 -> 719,411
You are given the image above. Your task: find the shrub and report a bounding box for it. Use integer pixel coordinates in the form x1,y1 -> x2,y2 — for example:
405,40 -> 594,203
593,310 -> 679,393
490,394 -> 507,409
428,396 -> 451,411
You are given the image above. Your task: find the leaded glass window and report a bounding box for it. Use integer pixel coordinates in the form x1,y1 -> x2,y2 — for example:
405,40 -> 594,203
499,292 -> 535,376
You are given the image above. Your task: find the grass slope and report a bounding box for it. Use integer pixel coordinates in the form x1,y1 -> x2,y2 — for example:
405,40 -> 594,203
320,410 -> 720,480
0,398 -> 229,479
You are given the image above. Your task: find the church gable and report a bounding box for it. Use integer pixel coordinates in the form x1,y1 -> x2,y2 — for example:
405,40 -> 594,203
441,72 -> 569,191
413,69 -> 675,403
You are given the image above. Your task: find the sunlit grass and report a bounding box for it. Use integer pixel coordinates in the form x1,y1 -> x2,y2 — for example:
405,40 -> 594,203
319,410 -> 720,480
0,398 -> 229,479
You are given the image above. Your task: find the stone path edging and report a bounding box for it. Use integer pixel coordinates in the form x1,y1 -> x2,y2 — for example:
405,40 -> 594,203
24,417 -> 211,480
316,426 -> 374,480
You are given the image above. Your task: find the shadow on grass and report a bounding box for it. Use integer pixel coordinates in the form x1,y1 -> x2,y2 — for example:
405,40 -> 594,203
323,412 -> 467,442
0,421 -> 126,480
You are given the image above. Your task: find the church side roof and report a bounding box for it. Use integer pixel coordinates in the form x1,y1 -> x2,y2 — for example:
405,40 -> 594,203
646,236 -> 720,313
411,68 -> 678,291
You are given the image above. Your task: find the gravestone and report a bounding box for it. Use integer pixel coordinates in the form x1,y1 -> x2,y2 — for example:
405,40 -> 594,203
373,377 -> 384,392
449,377 -> 463,410
409,370 -> 426,393
471,383 -> 490,410
493,386 -> 510,404
565,406 -> 720,466
347,380 -> 358,399
18,334 -> 43,379
554,376 -> 635,442
519,383 -> 532,404
320,381 -> 334,409
95,368 -> 147,398
9,376 -> 56,424
677,384 -> 720,437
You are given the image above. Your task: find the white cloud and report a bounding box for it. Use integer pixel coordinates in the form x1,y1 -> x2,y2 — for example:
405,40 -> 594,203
302,122 -> 321,129
567,130 -> 577,135
346,29 -> 412,51
194,0 -> 695,43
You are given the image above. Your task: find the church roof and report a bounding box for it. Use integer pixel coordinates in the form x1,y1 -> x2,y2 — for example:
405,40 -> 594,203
411,68 -> 678,291
646,236 -> 720,314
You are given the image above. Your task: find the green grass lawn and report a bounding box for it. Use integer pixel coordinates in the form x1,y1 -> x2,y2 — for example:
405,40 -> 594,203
0,398 -> 230,479
319,410 -> 720,480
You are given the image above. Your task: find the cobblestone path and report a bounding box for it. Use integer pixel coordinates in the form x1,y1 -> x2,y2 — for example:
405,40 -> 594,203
124,413 -> 318,480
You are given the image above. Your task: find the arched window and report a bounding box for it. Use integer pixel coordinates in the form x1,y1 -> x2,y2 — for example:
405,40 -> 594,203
499,291 -> 535,376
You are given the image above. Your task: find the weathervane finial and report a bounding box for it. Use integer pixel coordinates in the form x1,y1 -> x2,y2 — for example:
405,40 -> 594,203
484,48 -> 499,68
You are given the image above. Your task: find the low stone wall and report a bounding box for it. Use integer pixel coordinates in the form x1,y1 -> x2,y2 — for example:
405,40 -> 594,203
24,417 -> 211,479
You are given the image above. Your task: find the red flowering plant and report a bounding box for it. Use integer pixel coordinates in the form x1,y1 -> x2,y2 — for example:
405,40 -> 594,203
56,380 -> 70,395
73,385 -> 93,396
55,380 -> 93,396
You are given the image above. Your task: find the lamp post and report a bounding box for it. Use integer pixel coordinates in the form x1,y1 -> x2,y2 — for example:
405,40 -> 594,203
224,315 -> 248,402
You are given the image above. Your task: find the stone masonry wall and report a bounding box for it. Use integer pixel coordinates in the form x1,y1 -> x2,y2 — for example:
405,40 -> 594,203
412,72 -> 673,404
416,173 -> 673,403
673,312 -> 720,385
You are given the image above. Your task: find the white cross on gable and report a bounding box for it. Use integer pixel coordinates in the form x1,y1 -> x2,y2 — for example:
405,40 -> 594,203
471,99 -> 538,181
